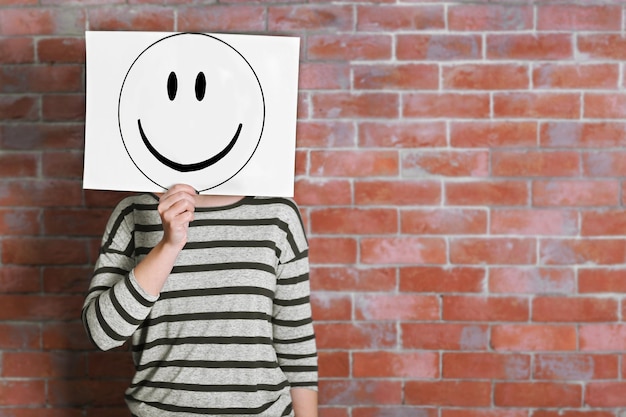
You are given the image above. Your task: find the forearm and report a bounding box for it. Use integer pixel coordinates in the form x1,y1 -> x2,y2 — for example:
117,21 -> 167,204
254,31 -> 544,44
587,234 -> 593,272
291,388 -> 318,417
133,240 -> 181,296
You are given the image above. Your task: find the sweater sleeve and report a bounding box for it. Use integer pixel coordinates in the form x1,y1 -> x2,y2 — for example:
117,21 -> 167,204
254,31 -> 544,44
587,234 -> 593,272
272,200 -> 318,390
82,197 -> 159,351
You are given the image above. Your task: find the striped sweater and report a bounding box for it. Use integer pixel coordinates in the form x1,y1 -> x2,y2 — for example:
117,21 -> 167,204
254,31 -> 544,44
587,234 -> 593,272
82,194 -> 317,417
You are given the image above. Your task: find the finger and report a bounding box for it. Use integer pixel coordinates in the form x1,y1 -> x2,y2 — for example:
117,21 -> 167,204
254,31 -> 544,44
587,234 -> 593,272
159,190 -> 196,214
161,184 -> 197,200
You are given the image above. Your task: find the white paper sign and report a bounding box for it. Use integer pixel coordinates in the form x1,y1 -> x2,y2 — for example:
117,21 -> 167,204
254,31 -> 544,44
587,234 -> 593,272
83,31 -> 300,196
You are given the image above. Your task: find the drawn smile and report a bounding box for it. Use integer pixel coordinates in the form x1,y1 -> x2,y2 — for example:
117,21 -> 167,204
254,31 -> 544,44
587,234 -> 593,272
137,119 -> 242,172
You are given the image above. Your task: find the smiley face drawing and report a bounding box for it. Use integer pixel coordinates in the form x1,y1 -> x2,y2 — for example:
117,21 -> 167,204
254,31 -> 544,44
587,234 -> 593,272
118,32 -> 265,192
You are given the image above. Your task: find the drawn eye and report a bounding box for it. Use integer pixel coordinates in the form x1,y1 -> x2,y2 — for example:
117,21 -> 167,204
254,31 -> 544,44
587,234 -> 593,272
167,71 -> 177,101
195,72 -> 206,101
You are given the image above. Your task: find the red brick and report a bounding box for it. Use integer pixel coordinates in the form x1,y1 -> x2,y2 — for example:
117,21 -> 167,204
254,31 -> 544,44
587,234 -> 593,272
533,180 -> 619,207
0,153 -> 38,177
48,379 -> 128,406
353,64 -> 438,90
43,266 -> 93,294
357,5 -> 443,31
540,122 -> 626,148
580,324 -> 626,351
443,296 -> 528,322
42,151 -> 84,179
43,208 -> 110,236
319,380 -> 401,406
37,37 -> 85,63
355,294 -> 439,320
2,352 -> 85,377
2,237 -> 88,265
178,6 -> 265,31
311,292 -> 351,321
448,5 -> 533,31
318,351 -> 349,378
0,65 -> 83,93
443,352 -> 531,379
400,266 -> 485,293
315,117 -> 342,143
355,180 -> 440,206
308,237 -> 356,264
495,382 -> 581,407
1,124 -> 85,150
355,408 -> 437,417
492,325 -> 577,351
358,122 -> 446,148
42,94 -> 85,121
586,382 -> 626,407
297,92 -> 308,119
487,34 -> 573,60
537,5 -> 621,30
402,323 -> 488,350
311,208 -> 397,234
451,238 -> 537,264
0,37 -> 35,63
403,150 -> 488,177
299,63 -> 350,91
534,354 -> 618,380
0,208 -> 40,236
405,381 -> 491,407
0,265 -> 40,293
316,323 -> 396,349
490,267 -> 575,294
310,150 -> 398,177
451,121 -> 537,148
0,8 -> 84,35
493,93 -> 580,119
295,150 -> 307,176
492,150 -> 579,177
353,351 -> 438,378
579,268 -> 626,293
307,34 -> 391,61
540,239 -> 626,265
403,93 -> 489,118
0,95 -> 38,120
294,179 -> 352,206
533,411 -> 614,417
447,411 -> 530,417
533,297 -> 618,322
269,5 -> 352,31
397,34 -> 482,61
87,6 -> 174,30
361,237 -> 446,265
0,381 -> 46,406
43,322 -> 93,350
534,63 -> 619,89
582,209 -> 626,237
0,323 -> 40,350
312,93 -> 398,119
310,267 -> 395,292
402,208 -> 487,235
319,408 -> 349,417
579,34 -> 626,60
0,294 -> 84,320
446,181 -> 528,206
583,151 -> 626,177
491,209 -> 578,236
585,93 -> 626,119
443,64 -> 529,90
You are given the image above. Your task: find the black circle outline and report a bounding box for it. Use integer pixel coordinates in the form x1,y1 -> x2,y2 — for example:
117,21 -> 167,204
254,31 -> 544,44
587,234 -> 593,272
117,32 -> 266,192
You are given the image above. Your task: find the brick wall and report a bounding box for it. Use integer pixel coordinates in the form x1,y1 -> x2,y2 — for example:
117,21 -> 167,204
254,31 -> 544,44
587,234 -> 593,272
1,1 -> 626,416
